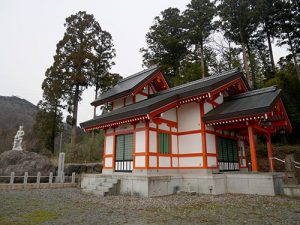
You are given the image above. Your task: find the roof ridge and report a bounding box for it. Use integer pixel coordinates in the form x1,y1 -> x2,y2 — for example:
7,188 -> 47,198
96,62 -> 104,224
227,86 -> 278,100
117,66 -> 158,84
155,68 -> 241,95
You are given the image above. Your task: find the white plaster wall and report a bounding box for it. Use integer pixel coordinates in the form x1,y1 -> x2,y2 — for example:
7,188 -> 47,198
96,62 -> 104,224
171,127 -> 177,133
204,102 -> 213,114
178,134 -> 202,154
105,157 -> 112,167
172,135 -> 178,154
105,136 -> 114,155
241,159 -> 247,166
158,123 -> 169,131
162,108 -> 177,122
106,128 -> 114,134
136,93 -> 147,102
205,125 -> 214,131
149,122 -> 156,128
206,133 -> 216,154
116,123 -> 133,131
135,131 -> 146,153
179,157 -> 203,167
172,157 -> 179,167
135,156 -> 145,167
149,131 -> 157,153
178,102 -> 201,132
149,156 -> 157,167
113,98 -> 124,110
159,157 -> 171,167
239,141 -> 246,167
149,85 -> 154,94
215,93 -> 224,104
125,96 -> 133,105
136,121 -> 145,128
207,156 -> 217,167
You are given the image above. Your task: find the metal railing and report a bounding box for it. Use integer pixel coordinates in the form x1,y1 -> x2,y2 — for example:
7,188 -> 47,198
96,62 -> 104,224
271,157 -> 300,169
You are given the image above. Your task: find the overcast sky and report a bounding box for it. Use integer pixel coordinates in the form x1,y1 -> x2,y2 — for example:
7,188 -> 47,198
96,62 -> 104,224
0,0 -> 288,124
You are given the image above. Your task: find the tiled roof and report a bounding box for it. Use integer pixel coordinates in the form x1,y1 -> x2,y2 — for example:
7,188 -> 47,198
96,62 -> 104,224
81,68 -> 246,129
91,66 -> 160,106
203,86 -> 281,123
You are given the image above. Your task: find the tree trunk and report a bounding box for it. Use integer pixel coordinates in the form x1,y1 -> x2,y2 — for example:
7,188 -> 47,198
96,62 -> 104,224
265,20 -> 276,76
50,105 -> 58,153
200,42 -> 205,78
71,84 -> 79,145
228,41 -> 232,69
246,43 -> 256,88
287,31 -> 300,83
93,87 -> 99,118
92,86 -> 99,140
241,41 -> 252,87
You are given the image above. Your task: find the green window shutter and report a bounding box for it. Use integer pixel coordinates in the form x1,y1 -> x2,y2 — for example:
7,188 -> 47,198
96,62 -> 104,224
116,135 -> 124,161
159,132 -> 170,154
165,133 -> 170,154
233,141 -> 238,162
124,134 -> 133,160
218,138 -> 224,161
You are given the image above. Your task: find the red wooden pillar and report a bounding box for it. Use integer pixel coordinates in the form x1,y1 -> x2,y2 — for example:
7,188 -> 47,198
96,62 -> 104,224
248,126 -> 258,172
267,132 -> 274,172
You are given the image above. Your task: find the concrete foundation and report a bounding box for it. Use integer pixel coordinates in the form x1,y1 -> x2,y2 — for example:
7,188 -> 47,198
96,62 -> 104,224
81,172 -> 285,197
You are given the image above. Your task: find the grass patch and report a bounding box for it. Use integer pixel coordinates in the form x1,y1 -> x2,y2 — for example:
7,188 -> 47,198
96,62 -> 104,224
0,210 -> 58,225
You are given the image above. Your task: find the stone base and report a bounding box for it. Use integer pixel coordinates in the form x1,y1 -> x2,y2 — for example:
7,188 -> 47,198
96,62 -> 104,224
81,172 -> 284,197
283,185 -> 300,197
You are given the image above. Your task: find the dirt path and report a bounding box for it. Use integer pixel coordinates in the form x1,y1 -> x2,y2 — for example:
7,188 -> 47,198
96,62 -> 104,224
0,188 -> 299,225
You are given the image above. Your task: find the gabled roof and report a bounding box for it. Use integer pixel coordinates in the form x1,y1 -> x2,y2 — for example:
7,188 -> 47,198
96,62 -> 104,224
203,86 -> 281,123
91,66 -> 160,106
81,68 -> 247,130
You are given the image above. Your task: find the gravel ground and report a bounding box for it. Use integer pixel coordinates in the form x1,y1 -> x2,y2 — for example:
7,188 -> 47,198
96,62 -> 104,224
0,188 -> 299,225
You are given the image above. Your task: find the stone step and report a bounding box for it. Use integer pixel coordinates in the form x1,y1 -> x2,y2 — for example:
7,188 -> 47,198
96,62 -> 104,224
92,189 -> 108,197
82,189 -> 94,194
81,177 -> 120,196
104,178 -> 119,184
84,184 -> 97,190
95,185 -> 111,192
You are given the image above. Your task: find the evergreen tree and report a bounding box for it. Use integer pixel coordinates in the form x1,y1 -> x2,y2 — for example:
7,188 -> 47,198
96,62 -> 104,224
55,11 -> 115,144
255,0 -> 279,77
91,30 -> 116,117
274,0 -> 300,82
217,0 -> 259,87
33,64 -> 65,153
183,0 -> 216,78
140,7 -> 188,80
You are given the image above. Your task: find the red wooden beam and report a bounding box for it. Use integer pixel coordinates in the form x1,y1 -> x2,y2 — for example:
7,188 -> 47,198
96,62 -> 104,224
210,78 -> 248,96
215,123 -> 247,131
248,126 -> 258,172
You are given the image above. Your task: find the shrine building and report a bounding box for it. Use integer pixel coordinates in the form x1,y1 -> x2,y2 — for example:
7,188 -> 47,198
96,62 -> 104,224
80,67 -> 291,197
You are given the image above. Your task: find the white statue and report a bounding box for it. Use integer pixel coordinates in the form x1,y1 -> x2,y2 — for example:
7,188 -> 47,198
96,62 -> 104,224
12,125 -> 25,151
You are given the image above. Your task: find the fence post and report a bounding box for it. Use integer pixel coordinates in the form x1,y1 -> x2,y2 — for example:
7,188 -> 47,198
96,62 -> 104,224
71,172 -> 75,184
37,172 -> 41,184
10,172 -> 15,184
49,172 -> 53,184
24,172 -> 28,184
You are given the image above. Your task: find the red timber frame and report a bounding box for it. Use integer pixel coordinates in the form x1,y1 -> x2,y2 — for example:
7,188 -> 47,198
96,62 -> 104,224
90,76 -> 256,172
208,98 -> 291,172
108,71 -> 169,111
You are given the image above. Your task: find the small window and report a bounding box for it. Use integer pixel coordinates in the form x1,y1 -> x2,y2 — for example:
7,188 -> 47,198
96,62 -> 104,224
158,132 -> 170,154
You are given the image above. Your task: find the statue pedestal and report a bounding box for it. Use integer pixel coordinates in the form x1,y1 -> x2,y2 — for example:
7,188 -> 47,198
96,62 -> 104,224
12,147 -> 23,151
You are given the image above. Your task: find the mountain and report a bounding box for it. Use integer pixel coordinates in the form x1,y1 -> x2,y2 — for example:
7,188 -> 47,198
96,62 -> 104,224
0,96 -> 38,153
